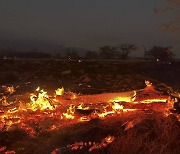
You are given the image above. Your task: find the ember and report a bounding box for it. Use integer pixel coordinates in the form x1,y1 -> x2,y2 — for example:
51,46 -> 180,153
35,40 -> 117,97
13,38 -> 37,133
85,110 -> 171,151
2,85 -> 16,94
52,135 -> 115,152
0,80 -> 179,153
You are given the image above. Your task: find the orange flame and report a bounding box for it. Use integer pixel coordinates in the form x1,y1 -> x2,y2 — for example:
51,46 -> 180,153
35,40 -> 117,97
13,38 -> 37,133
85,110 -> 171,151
55,87 -> 64,96
30,88 -> 54,111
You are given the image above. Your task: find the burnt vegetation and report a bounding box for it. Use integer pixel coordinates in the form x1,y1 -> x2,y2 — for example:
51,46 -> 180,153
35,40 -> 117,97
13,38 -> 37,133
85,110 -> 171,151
0,39 -> 179,154
0,55 -> 180,153
0,1 -> 179,153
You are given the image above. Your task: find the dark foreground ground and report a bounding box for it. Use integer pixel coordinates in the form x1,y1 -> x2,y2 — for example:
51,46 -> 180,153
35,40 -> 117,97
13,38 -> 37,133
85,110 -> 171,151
1,59 -> 180,93
0,59 -> 180,154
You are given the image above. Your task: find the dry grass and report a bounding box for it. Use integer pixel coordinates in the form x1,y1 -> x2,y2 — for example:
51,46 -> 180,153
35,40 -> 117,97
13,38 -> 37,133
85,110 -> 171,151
108,114 -> 180,154
1,112 -> 177,154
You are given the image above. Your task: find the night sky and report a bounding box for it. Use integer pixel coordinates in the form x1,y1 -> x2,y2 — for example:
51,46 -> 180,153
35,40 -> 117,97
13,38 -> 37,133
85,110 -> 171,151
0,0 -> 179,57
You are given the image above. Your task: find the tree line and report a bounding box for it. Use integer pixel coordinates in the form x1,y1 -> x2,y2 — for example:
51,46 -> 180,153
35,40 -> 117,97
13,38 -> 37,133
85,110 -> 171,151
58,44 -> 174,62
0,43 -> 174,62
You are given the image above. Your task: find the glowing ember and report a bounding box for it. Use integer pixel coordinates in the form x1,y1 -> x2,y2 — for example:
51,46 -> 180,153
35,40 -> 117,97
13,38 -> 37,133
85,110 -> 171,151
76,103 -> 90,110
54,135 -> 115,152
109,96 -> 132,103
145,80 -> 152,87
80,116 -> 91,122
97,110 -> 115,118
124,119 -> 142,131
141,98 -> 167,103
132,81 -> 169,104
0,96 -> 8,106
5,150 -> 16,154
89,136 -> 115,152
0,146 -> 6,153
0,80 -> 177,142
2,85 -> 16,94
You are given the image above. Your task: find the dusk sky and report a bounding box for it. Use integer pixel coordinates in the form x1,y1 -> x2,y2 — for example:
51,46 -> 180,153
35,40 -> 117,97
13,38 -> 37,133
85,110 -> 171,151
0,0 -> 179,57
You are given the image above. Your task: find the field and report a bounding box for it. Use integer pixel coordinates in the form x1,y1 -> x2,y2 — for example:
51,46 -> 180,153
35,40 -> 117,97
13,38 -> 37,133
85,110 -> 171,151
0,59 -> 180,154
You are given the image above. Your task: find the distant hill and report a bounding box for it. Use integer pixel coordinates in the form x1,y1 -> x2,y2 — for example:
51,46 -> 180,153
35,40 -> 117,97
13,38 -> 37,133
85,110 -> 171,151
0,38 -> 64,52
0,38 -> 89,57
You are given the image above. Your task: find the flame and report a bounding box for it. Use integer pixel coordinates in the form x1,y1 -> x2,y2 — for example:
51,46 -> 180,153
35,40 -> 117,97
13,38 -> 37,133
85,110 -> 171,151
112,103 -> 124,110
76,103 -> 90,110
55,87 -> 64,96
36,87 -> 40,91
63,105 -> 75,119
97,103 -> 124,118
62,113 -> 75,119
30,88 -> 54,111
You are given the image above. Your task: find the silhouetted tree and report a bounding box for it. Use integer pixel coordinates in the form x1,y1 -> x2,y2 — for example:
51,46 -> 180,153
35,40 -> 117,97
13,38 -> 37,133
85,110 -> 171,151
116,43 -> 137,60
149,46 -> 174,61
65,47 -> 80,59
99,46 -> 117,59
0,48 -> 14,59
143,46 -> 152,61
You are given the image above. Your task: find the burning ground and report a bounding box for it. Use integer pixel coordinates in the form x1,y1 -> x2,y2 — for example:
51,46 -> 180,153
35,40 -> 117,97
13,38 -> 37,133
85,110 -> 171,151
0,60 -> 180,154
